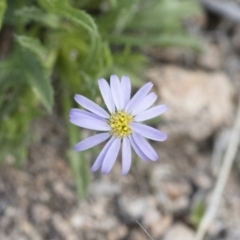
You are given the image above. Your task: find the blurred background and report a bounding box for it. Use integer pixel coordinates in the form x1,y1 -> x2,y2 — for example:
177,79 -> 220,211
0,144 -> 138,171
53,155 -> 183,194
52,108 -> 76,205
0,0 -> 240,239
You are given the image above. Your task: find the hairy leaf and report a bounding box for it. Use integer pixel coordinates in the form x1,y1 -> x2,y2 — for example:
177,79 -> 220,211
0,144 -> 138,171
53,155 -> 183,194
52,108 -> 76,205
38,0 -> 98,35
15,6 -> 60,28
21,50 -> 53,112
16,36 -> 54,112
16,35 -> 48,62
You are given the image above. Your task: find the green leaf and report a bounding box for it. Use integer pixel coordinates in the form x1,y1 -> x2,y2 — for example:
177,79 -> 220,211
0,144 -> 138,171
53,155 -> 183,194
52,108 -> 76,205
38,0 -> 101,70
16,36 -> 54,112
0,0 -> 6,29
38,0 -> 98,35
15,6 -> 60,29
15,35 -> 48,62
106,34 -> 202,52
21,51 -> 53,112
114,0 -> 140,34
190,202 -> 205,227
0,53 -> 40,166
98,0 -> 141,32
60,6 -> 98,35
129,0 -> 200,32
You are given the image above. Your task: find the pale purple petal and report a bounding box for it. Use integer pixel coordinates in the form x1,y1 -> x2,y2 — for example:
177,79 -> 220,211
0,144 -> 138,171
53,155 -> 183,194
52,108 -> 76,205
122,137 -> 132,175
98,78 -> 115,113
74,133 -> 110,151
129,135 -> 149,161
69,109 -> 107,123
131,92 -> 157,116
70,116 -> 110,131
125,82 -> 153,113
91,137 -> 115,172
130,122 -> 167,141
134,105 -> 168,122
74,94 -> 109,118
110,75 -> 124,110
121,76 -> 131,108
101,137 -> 121,174
69,108 -> 104,121
132,133 -> 158,161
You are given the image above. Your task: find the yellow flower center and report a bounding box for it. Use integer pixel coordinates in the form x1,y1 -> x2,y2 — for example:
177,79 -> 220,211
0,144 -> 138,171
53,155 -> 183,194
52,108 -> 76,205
108,111 -> 133,138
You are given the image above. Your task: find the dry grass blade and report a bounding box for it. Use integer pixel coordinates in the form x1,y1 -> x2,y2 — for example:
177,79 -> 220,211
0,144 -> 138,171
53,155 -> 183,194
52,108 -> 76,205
194,96 -> 240,240
136,220 -> 154,240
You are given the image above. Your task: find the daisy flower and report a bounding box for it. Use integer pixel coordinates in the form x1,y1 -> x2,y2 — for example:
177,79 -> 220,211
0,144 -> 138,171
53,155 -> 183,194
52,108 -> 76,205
69,75 -> 167,175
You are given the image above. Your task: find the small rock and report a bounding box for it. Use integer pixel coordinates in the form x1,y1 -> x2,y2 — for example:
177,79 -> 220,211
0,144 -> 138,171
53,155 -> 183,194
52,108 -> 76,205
129,229 -> 148,240
107,225 -> 128,240
150,166 -> 192,213
192,172 -> 212,189
163,224 -> 194,240
162,180 -> 191,200
90,182 -> 121,195
208,220 -> 226,238
232,25 -> 240,51
142,207 -> 162,227
53,181 -> 75,200
70,213 -> 85,228
97,216 -> 119,231
147,66 -> 234,140
150,215 -> 173,238
156,193 -> 190,214
119,197 -> 148,219
198,41 -> 223,70
52,214 -> 78,240
150,164 -> 174,190
20,220 -> 42,240
32,204 -> 51,223
0,233 -> 9,240
119,196 -> 160,221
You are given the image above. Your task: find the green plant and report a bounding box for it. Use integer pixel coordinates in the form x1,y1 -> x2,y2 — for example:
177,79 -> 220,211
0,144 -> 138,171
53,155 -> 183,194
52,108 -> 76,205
0,0 -> 201,197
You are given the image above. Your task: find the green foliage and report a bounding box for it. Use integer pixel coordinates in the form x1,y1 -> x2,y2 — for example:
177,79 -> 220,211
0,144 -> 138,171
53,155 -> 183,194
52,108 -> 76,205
16,36 -> 54,112
0,54 -> 40,165
15,6 -> 60,29
98,0 -> 201,50
0,0 -> 201,197
190,201 -> 206,228
0,0 -> 6,29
